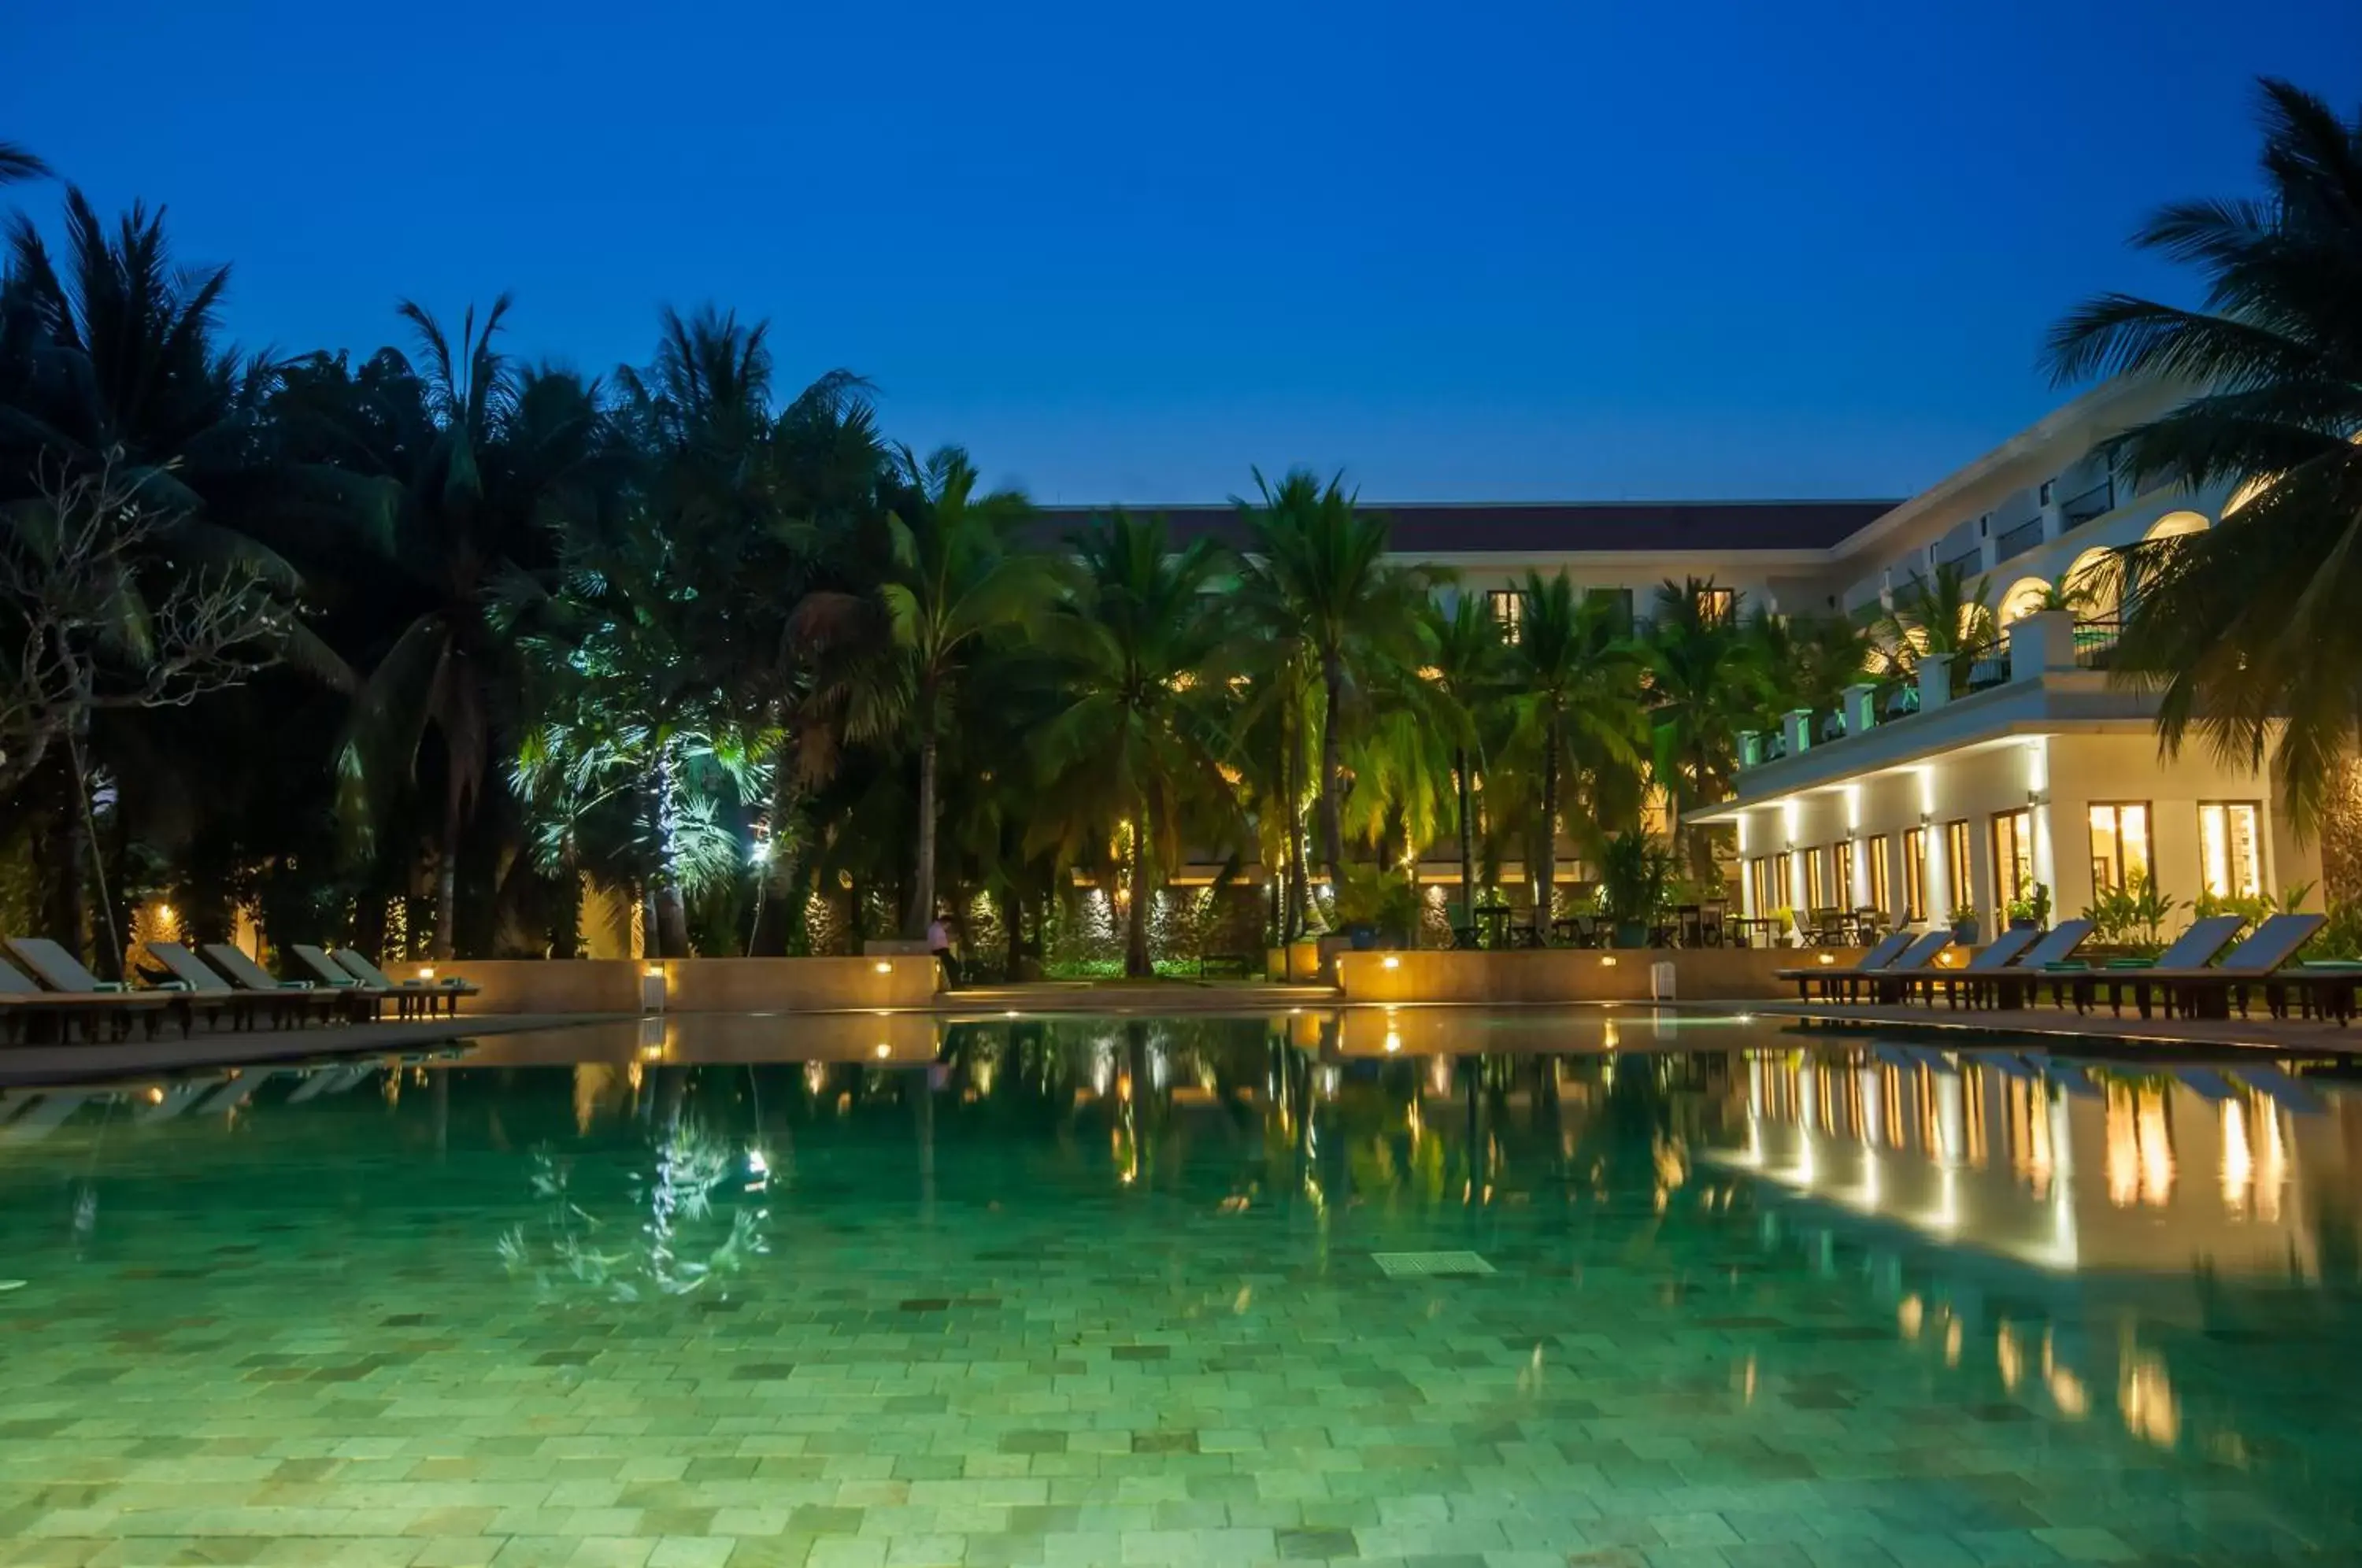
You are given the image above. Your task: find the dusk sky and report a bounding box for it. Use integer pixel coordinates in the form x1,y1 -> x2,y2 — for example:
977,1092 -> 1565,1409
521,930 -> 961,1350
15,1 -> 2360,504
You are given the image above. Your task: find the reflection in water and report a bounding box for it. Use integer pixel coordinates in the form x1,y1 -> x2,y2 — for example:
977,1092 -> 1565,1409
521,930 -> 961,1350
9,1011 -> 2362,1550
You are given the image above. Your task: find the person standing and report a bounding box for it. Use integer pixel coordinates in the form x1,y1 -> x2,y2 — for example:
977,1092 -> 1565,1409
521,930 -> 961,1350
927,915 -> 960,986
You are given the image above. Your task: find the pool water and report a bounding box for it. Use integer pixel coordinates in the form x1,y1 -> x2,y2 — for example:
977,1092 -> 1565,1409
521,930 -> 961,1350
2,1010 -> 2360,1566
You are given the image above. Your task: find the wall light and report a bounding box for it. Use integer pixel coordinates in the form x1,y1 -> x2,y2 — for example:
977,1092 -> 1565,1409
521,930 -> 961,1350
1601,956 -> 1618,967
417,966 -> 436,981
643,964 -> 664,980
1383,1032 -> 1402,1054
1381,955 -> 1400,970
873,960 -> 893,975
873,1042 -> 891,1059
1817,953 -> 1835,966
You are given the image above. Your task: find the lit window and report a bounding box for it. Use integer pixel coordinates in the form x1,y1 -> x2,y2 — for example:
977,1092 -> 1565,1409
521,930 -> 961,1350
2197,803 -> 2262,898
1834,840 -> 1857,907
1945,820 -> 1973,915
1697,586 -> 1736,626
2088,803 -> 2153,893
1991,808 -> 2034,908
1868,834 -> 1891,917
1486,589 -> 1523,642
1902,828 -> 1926,922
1805,847 -> 1830,911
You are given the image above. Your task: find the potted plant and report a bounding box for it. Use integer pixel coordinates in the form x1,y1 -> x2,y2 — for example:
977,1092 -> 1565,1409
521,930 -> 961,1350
2004,882 -> 2051,931
1334,864 -> 1418,951
1948,902 -> 1979,945
1597,831 -> 1677,949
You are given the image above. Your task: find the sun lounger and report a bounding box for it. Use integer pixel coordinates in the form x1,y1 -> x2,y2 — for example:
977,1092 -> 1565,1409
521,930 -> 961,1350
2121,913 -> 2327,1021
1886,926 -> 2044,1008
2,938 -> 184,1040
139,943 -> 329,1031
0,1089 -> 102,1142
201,944 -> 357,1024
2054,915 -> 2245,1015
1817,929 -> 1956,1006
1776,930 -> 1915,1002
331,949 -> 477,1018
1975,919 -> 2097,1010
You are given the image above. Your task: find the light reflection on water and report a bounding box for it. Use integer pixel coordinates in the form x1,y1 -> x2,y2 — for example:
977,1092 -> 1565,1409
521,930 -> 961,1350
4,1007 -> 2362,1548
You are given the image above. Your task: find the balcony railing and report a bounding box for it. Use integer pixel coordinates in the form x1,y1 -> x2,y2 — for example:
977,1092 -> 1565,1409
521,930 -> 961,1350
2074,617 -> 2121,670
1994,516 -> 2044,562
2060,478 -> 2116,529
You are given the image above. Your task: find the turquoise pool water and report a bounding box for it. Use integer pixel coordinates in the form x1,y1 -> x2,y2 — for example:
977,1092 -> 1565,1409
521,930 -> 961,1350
2,1010 -> 2358,1566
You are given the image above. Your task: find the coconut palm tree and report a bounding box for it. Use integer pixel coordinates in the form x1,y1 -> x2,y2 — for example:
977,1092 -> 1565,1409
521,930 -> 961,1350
1234,468 -> 1442,886
1869,561 -> 1997,688
879,445 -> 1053,938
1420,595 -> 1506,931
1031,512 -> 1242,976
2045,79 -> 2362,831
1645,577 -> 1766,875
301,300 -> 621,958
1504,572 -> 1646,924
0,142 -> 46,187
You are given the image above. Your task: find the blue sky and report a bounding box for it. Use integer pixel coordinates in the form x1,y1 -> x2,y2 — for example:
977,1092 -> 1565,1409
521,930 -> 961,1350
13,1 -> 2359,503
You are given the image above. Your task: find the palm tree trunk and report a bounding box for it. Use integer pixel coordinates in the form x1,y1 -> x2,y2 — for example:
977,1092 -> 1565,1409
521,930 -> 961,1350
1001,882 -> 1024,981
432,785 -> 462,960
649,746 -> 692,958
1316,653 -> 1347,880
1125,811 -> 1152,978
905,682 -> 940,939
1456,747 -> 1475,931
1535,718 -> 1560,926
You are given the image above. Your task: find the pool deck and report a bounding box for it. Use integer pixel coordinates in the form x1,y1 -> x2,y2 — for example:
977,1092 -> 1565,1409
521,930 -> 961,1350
0,1012 -> 616,1086
1753,997 -> 2362,1053
9,984 -> 2362,1087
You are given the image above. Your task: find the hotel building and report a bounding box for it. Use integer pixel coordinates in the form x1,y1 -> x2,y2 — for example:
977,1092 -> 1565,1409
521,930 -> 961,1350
1040,375 -> 2330,934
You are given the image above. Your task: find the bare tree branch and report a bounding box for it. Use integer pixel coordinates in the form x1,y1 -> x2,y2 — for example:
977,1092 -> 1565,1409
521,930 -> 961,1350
1,451 -> 292,795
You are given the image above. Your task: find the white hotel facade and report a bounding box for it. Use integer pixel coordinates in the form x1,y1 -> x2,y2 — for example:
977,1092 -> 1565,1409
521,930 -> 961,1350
1037,375 -> 2325,934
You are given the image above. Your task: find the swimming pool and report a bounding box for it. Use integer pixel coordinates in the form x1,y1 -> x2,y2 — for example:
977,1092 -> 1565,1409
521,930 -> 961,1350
2,1009 -> 2356,1565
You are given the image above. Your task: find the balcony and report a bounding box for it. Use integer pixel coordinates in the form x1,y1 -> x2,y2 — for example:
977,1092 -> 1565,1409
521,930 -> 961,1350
2060,477 -> 2116,529
1994,516 -> 2044,563
1720,612 -> 2152,808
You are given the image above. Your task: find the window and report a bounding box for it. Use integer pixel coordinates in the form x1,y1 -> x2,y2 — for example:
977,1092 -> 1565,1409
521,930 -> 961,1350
2039,479 -> 2055,505
1485,589 -> 1523,642
1590,586 -> 1635,630
2087,802 -> 2153,893
1749,856 -> 1779,915
1804,847 -> 1830,910
1903,828 -> 1927,922
1868,834 -> 1892,917
1834,840 -> 1857,907
1696,586 -> 1736,626
1945,820 -> 1973,916
2198,803 -> 2264,898
1991,808 -> 2034,908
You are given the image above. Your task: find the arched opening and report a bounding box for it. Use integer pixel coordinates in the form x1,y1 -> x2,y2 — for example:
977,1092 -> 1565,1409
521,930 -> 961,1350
2145,509 -> 2208,543
1997,576 -> 2052,625
2064,547 -> 2118,619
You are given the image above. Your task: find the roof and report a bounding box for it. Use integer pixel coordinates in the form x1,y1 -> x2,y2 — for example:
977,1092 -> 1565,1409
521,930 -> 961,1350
1027,499 -> 1901,556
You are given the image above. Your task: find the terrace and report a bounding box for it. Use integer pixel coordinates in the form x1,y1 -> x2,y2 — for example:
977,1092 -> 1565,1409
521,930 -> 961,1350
1727,609 -> 2153,803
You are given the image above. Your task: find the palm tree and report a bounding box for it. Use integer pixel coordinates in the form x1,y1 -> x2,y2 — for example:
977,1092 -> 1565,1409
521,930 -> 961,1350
879,446 -> 1053,938
507,495 -> 771,958
1505,572 -> 1646,923
300,301 -> 621,957
0,142 -> 47,187
1645,577 -> 1765,875
1235,468 -> 1442,885
1870,561 -> 1997,686
1031,512 -> 1241,976
2045,79 -> 2362,832
1420,595 -> 1505,930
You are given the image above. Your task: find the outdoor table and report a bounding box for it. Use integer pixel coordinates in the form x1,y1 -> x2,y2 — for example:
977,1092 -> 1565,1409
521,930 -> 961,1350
1474,903 -> 1514,949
